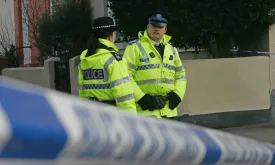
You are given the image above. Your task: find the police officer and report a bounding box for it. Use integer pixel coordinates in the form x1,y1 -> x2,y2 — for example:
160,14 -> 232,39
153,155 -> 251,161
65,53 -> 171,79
123,12 -> 187,119
78,16 -> 137,114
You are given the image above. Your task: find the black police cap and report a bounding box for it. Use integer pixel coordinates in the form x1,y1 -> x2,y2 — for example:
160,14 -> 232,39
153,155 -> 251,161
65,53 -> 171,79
148,12 -> 168,27
91,17 -> 119,31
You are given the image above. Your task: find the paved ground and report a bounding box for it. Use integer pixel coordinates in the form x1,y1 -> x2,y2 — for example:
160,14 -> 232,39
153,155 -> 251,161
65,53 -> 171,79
220,123 -> 275,144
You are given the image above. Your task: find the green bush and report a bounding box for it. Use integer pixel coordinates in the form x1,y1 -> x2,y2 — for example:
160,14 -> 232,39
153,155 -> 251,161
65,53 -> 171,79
108,0 -> 275,58
36,0 -> 92,63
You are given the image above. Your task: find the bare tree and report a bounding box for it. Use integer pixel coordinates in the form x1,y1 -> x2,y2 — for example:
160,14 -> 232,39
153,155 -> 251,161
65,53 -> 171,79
0,1 -> 17,56
0,18 -> 14,56
0,0 -> 48,67
21,0 -> 47,48
0,15 -> 19,67
19,0 -> 51,65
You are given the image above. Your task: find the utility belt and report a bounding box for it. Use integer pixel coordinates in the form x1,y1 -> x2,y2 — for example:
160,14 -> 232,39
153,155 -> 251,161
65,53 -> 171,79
88,97 -> 116,106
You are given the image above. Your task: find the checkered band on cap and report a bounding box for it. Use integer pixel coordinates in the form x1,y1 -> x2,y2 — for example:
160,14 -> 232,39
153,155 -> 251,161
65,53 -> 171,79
92,25 -> 116,30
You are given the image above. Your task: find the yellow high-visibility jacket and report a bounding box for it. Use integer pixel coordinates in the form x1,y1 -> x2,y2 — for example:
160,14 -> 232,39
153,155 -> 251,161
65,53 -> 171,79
78,38 -> 137,114
123,30 -> 187,118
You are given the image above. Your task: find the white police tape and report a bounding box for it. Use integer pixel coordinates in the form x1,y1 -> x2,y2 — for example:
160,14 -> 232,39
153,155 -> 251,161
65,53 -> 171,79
1,76 -> 275,165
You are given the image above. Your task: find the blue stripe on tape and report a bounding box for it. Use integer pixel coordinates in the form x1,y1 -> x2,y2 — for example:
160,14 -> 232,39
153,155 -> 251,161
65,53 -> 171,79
0,86 -> 67,159
265,145 -> 275,165
192,129 -> 221,164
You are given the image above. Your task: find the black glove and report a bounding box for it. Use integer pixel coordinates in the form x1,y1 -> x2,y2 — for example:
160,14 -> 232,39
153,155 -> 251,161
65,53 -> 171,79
137,94 -> 155,110
137,94 -> 167,111
153,95 -> 167,110
167,92 -> 181,110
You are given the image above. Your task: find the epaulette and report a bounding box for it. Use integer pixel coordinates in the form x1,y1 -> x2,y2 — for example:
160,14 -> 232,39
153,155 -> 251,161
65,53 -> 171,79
128,39 -> 139,45
111,52 -> 122,61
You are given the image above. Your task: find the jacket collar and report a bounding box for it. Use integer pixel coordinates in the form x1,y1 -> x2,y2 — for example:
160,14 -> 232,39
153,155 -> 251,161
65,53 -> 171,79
98,38 -> 119,52
80,38 -> 118,60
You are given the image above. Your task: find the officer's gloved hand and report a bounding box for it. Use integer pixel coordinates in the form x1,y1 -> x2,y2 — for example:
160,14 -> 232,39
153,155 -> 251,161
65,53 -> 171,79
153,96 -> 167,110
167,92 -> 182,110
137,94 -> 155,110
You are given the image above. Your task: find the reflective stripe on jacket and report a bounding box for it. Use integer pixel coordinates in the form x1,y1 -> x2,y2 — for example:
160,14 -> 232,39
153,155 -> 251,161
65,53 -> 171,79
123,30 -> 187,117
78,38 -> 137,114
